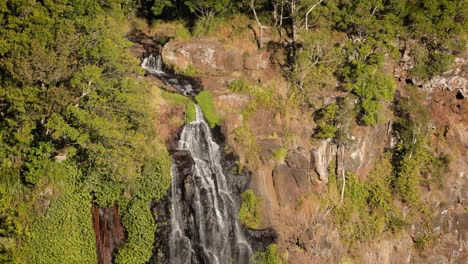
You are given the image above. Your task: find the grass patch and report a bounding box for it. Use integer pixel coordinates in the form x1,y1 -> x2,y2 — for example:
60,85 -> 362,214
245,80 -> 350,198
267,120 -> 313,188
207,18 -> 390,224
186,101 -> 196,123
238,189 -> 261,229
195,91 -> 220,128
272,148 -> 288,162
181,64 -> 198,77
233,125 -> 260,169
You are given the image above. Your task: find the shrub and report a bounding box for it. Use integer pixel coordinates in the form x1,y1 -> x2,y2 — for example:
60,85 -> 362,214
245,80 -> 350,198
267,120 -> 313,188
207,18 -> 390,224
238,190 -> 261,229
352,71 -> 395,126
114,198 -> 156,264
195,91 -> 220,128
313,102 -> 339,139
23,191 -> 97,264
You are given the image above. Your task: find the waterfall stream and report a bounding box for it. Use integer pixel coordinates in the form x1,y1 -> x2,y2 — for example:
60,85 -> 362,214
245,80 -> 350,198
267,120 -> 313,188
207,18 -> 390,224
142,55 -> 252,264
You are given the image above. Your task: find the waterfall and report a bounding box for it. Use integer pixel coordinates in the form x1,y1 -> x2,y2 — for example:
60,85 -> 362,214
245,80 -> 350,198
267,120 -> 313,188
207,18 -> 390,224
142,54 -> 194,96
142,54 -> 164,74
170,105 -> 252,264
142,55 -> 252,264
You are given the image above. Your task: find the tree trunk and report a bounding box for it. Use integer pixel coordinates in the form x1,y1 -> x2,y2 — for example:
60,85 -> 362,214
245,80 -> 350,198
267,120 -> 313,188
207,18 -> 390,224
305,0 -> 324,31
250,0 -> 265,49
340,144 -> 346,204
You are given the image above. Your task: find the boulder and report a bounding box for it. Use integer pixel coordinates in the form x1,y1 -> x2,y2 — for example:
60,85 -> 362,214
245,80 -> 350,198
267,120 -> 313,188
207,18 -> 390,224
273,164 -> 300,205
243,51 -> 270,70
161,38 -> 243,74
291,168 -> 310,187
285,150 -> 309,169
220,113 -> 243,137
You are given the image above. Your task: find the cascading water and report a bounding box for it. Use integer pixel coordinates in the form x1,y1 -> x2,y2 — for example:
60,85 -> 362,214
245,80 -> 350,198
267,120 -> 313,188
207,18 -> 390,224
142,54 -> 194,96
142,55 -> 252,264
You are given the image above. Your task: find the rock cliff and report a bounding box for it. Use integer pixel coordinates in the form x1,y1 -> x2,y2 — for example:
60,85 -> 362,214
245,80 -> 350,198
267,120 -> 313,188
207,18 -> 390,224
144,32 -> 467,263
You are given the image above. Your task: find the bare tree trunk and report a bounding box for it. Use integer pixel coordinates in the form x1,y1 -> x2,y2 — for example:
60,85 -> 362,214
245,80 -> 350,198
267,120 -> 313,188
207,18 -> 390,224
250,0 -> 266,49
273,0 -> 278,27
340,144 -> 346,204
305,0 -> 324,31
279,0 -> 284,38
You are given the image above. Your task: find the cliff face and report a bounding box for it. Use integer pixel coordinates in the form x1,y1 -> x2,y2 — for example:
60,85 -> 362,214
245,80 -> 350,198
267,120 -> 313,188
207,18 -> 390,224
151,32 -> 468,263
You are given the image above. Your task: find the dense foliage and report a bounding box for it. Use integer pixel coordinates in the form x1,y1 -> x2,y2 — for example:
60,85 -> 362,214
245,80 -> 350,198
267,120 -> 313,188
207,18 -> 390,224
0,0 -> 170,262
0,0 -> 465,262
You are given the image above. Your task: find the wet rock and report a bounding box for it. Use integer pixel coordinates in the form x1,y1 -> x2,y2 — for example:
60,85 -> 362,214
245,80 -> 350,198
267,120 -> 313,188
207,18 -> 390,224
150,193 -> 171,264
244,228 -> 278,252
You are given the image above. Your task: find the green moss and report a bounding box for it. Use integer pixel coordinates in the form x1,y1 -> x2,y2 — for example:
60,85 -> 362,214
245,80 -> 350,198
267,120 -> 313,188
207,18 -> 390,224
182,64 -> 198,76
252,244 -> 283,264
186,101 -> 196,123
195,91 -> 220,128
238,189 -> 261,229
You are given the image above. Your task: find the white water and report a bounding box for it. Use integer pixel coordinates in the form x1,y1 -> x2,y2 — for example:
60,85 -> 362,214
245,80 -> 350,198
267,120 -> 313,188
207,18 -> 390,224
142,54 -> 194,96
170,105 -> 252,264
142,55 -> 252,263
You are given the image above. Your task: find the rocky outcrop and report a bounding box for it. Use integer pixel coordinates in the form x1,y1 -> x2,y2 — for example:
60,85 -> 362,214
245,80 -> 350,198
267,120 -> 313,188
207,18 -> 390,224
423,56 -> 467,99
161,38 -> 271,76
162,39 -> 243,73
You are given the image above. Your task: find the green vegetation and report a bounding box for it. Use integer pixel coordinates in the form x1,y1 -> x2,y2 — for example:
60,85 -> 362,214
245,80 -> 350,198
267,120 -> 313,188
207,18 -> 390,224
161,91 -> 196,122
228,79 -> 282,118
392,86 -> 448,207
238,189 -> 261,229
182,64 -> 198,76
313,102 -> 339,139
23,187 -> 97,264
252,244 -> 283,264
322,159 -> 407,244
0,0 -> 465,261
272,148 -> 288,162
0,1 -> 171,262
114,198 -> 156,264
195,91 -> 221,128
233,125 -> 260,169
